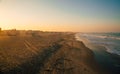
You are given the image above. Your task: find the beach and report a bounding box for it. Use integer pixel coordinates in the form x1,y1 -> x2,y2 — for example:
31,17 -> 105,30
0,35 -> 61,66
0,31 -> 107,74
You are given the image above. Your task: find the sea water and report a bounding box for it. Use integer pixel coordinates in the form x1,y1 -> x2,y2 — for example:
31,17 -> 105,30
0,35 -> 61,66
76,33 -> 120,74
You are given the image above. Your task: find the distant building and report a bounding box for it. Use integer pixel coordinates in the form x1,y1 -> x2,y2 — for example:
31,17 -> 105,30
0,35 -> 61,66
7,29 -> 19,36
0,28 -> 1,32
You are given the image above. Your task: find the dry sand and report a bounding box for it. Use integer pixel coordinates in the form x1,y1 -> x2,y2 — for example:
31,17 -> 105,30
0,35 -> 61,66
0,31 -> 108,74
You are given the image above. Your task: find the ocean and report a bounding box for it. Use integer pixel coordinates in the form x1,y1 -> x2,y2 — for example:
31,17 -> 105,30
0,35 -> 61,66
75,33 -> 120,74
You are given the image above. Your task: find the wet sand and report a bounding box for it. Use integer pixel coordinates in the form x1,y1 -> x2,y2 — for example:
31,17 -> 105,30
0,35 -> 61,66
0,31 -> 107,74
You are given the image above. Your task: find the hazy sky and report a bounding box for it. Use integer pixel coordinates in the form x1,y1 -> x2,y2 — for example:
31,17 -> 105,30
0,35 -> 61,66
0,0 -> 120,32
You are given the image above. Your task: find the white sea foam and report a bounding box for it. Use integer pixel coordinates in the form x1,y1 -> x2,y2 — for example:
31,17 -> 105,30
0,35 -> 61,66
105,46 -> 120,55
75,33 -> 120,56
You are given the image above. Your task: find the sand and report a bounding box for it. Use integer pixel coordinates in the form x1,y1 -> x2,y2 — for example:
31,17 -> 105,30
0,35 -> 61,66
0,31 -> 108,74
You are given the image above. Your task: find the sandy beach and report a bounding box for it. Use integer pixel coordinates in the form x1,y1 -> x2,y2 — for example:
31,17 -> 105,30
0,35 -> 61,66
0,31 -> 108,74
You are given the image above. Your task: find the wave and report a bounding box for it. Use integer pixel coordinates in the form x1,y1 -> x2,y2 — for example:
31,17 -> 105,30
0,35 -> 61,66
94,35 -> 120,40
75,33 -> 120,56
104,45 -> 120,55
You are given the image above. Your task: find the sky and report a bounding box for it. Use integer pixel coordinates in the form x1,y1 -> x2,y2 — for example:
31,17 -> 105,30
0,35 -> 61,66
0,0 -> 120,32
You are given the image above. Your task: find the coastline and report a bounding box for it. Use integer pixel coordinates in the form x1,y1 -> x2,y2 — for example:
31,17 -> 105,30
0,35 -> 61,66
73,33 -> 109,74
0,31 -> 108,74
75,33 -> 120,74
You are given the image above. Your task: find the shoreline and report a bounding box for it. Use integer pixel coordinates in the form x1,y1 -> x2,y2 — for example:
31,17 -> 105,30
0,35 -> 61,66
74,33 -> 109,74
75,33 -> 120,74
